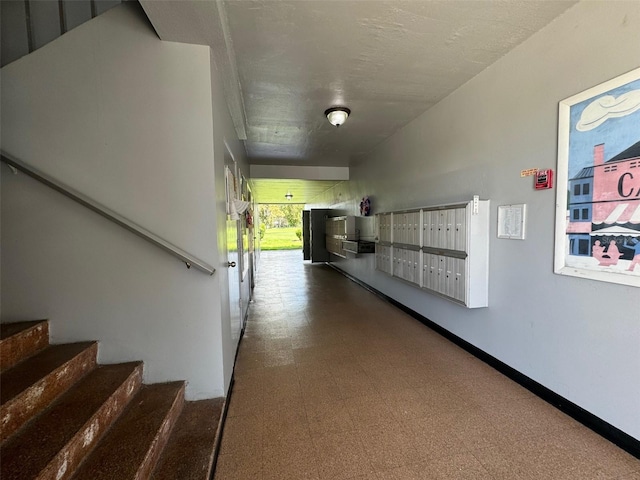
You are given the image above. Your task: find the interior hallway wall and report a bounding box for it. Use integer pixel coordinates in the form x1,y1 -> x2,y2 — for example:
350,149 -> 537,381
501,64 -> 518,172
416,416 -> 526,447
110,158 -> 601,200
137,0 -> 252,395
308,1 -> 640,440
1,3 -> 226,399
209,47 -> 251,393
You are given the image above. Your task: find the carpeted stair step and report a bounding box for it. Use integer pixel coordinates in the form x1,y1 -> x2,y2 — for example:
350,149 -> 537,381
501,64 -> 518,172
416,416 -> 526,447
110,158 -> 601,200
70,381 -> 185,480
0,341 -> 97,442
0,320 -> 49,372
0,362 -> 143,480
151,398 -> 225,480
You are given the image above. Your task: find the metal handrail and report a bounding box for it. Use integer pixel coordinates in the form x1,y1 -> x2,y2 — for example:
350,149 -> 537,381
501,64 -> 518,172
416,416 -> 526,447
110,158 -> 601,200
1,153 -> 216,275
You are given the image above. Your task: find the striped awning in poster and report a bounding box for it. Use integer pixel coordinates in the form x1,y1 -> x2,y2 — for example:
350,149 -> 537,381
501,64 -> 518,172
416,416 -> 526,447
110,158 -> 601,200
593,202 -> 640,225
590,226 -> 640,236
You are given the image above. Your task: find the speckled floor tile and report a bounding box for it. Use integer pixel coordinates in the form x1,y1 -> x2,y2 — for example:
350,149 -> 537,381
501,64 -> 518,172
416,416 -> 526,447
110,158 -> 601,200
263,433 -> 319,480
356,419 -> 423,471
312,430 -> 375,480
262,402 -> 309,441
343,393 -> 396,427
214,451 -> 262,480
376,463 -> 429,480
305,399 -> 355,435
218,414 -> 263,457
214,251 -> 640,480
427,452 -> 494,479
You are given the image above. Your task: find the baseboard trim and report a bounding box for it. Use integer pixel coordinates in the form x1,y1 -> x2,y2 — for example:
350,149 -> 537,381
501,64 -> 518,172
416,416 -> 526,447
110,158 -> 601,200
209,375 -> 233,480
210,309 -> 249,478
327,263 -> 640,460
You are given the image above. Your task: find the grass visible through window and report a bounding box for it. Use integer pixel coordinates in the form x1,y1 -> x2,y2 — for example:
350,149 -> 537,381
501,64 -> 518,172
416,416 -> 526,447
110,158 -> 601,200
260,226 -> 302,250
258,204 -> 304,250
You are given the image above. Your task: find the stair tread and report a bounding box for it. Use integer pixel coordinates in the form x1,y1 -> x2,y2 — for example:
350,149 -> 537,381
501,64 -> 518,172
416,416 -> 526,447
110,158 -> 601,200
152,399 -> 224,480
0,342 -> 96,404
71,382 -> 185,480
1,362 -> 143,480
0,320 -> 47,340
0,320 -> 49,373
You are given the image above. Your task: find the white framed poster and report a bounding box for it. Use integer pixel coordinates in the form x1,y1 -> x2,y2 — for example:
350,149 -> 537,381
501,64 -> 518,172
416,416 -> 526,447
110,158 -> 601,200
498,204 -> 526,240
554,67 -> 640,287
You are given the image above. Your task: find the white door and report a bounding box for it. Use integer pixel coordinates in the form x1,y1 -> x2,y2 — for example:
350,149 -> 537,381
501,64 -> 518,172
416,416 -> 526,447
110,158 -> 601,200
225,155 -> 242,348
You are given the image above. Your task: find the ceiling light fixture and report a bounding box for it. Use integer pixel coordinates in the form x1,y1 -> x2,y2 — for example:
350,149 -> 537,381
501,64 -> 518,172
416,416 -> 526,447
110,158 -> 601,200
285,191 -> 293,200
324,107 -> 350,127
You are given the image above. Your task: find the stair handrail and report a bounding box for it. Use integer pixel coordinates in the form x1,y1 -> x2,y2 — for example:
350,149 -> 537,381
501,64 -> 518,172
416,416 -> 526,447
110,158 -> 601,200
1,152 -> 216,276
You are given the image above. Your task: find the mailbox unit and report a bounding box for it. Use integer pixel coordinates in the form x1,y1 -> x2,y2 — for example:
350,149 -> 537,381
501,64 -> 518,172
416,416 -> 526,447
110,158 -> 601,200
325,216 -> 357,258
375,244 -> 392,275
375,198 -> 490,308
326,216 -> 376,258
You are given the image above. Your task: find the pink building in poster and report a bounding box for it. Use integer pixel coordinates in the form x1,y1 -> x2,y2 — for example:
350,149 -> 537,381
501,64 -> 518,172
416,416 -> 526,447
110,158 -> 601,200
591,142 -> 640,232
566,141 -> 640,257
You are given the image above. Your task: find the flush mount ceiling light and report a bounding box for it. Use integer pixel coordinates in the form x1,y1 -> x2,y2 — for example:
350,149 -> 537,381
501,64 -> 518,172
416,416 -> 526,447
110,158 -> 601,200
324,107 -> 350,127
285,191 -> 293,200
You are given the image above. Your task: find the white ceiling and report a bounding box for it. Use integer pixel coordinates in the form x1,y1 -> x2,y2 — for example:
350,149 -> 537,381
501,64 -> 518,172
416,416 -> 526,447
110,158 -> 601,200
141,0 -> 576,201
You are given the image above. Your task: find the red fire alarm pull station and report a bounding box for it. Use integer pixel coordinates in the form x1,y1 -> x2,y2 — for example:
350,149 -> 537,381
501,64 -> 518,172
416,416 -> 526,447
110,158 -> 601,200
534,169 -> 553,190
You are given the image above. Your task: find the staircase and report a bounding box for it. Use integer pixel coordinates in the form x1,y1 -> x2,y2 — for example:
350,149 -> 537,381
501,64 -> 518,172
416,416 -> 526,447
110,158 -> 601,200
1,0 -> 126,68
0,320 -> 224,480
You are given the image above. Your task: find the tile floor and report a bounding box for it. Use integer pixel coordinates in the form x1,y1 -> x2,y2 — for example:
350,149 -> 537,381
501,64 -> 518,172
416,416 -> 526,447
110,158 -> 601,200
214,250 -> 640,480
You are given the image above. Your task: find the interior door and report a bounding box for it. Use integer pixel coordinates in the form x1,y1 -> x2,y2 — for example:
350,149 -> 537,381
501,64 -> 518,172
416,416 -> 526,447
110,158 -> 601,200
247,188 -> 256,290
302,210 -> 311,260
310,209 -> 330,262
225,158 -> 242,348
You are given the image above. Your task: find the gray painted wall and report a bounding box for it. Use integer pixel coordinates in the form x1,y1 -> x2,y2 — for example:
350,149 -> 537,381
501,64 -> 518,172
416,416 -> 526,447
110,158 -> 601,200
1,3 -> 243,399
309,1 -> 640,440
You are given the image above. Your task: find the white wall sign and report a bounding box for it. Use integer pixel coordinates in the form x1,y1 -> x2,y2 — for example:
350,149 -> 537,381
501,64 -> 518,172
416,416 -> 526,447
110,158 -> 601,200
497,204 -> 526,240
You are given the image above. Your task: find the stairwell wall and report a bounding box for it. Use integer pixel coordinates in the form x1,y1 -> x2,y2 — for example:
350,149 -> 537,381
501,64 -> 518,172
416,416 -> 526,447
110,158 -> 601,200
1,3 -> 227,399
308,1 -> 640,440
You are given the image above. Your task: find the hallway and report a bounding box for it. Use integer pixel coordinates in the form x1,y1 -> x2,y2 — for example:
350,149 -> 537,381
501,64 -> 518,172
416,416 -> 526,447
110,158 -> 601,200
214,250 -> 639,480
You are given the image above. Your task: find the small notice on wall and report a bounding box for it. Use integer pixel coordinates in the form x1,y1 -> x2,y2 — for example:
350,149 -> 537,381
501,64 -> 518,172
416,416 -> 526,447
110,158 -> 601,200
497,204 -> 526,240
520,168 -> 538,177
